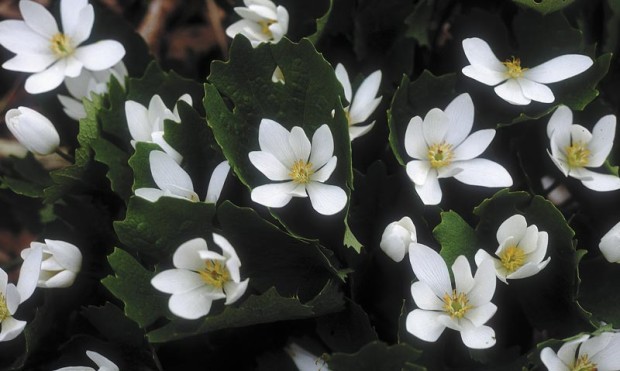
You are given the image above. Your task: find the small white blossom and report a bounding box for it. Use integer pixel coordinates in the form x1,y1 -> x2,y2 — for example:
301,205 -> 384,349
58,61 -> 128,120
20,239 -> 82,288
599,221 -> 620,263
271,66 -> 285,84
475,214 -> 550,284
0,0 -> 126,94
284,343 -> 331,371
135,150 -> 229,204
546,105 -> 620,191
379,217 -> 416,262
541,332 -> 620,371
125,94 -> 192,163
248,119 -> 347,215
462,37 -> 593,105
5,106 -> 60,155
53,350 -> 119,371
406,243 -> 497,349
225,0 -> 289,48
151,235 -> 249,320
334,63 -> 382,141
404,93 -> 512,205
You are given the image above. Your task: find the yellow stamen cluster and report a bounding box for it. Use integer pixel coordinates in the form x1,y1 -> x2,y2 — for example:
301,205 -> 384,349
565,142 -> 591,169
503,57 -> 527,79
499,246 -> 526,273
0,294 -> 9,322
427,142 -> 454,169
258,20 -> 275,38
50,33 -> 73,57
571,354 -> 597,371
442,290 -> 471,319
199,260 -> 231,288
289,160 -> 314,184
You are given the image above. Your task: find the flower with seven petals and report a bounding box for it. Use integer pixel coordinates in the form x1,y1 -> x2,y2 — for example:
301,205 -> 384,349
404,93 -> 512,205
334,63 -> 382,141
475,214 -> 550,284
0,0 -> 126,94
546,105 -> 620,191
225,0 -> 289,48
462,37 -> 593,105
21,239 -> 82,288
406,243 -> 497,349
151,235 -> 249,320
540,332 -> 620,371
249,119 -> 347,215
380,217 -> 417,263
53,350 -> 119,371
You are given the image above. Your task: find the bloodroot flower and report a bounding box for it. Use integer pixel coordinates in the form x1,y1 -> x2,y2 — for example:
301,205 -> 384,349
225,0 -> 289,48
541,332 -> 620,371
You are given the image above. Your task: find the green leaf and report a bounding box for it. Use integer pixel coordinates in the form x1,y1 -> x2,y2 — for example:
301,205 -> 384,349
316,299 -> 378,353
578,255 -> 620,327
326,341 -> 423,371
388,72 -> 457,165
81,303 -> 146,347
434,211 -> 478,268
306,0 -> 333,44
114,196 -> 215,261
512,0 -> 576,15
92,137 -> 132,201
404,0 -> 435,47
147,282 -> 345,343
0,153 -> 52,197
128,142 -> 162,191
101,248 -> 169,328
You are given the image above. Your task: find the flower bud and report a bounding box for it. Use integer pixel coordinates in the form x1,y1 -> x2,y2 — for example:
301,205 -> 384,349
21,239 -> 82,288
5,107 -> 60,155
600,221 -> 620,263
380,217 -> 417,262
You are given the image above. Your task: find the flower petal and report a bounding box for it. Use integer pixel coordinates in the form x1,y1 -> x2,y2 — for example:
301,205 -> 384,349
335,63 -> 352,102
527,231 -> 549,263
16,242 -> 42,303
149,150 -> 194,195
422,108 -> 450,145
452,129 -> 495,161
410,281 -> 444,310
224,278 -> 249,305
467,258 -> 496,306
312,156 -> 337,183
570,124 -> 593,144
494,79 -> 531,105
588,114 -> 616,168
249,151 -> 290,181
0,317 -> 26,342
523,54 -> 593,84
309,124 -> 334,169
461,38 -> 506,72
405,309 -> 447,342
406,160 -> 431,186
547,105 -> 573,142
590,333 -> 620,370
349,70 -> 382,123
506,260 -> 547,280
44,239 -> 82,272
258,119 -> 296,167
125,100 -> 152,142
540,348 -> 571,371
350,96 -> 382,125
289,126 -> 311,162
444,93 -> 475,146
19,0 -> 58,37
2,52 -> 56,73
453,255 -> 475,294
67,3 -> 94,45
205,161 -> 230,203
415,170 -> 442,205
496,215 -> 527,247
74,40 -> 126,71
557,335 -> 589,365
168,286 -> 224,320
24,60 -> 67,94
465,302 -> 497,327
173,238 -> 208,271
600,221 -> 620,263
0,20 -> 51,55
349,121 -> 375,141
578,168 -> 620,191
408,243 -> 452,297
40,270 -> 77,288
251,181 -> 296,208
306,182 -> 347,215
5,284 -> 20,315
452,158 -> 513,187
86,350 -> 119,371
462,65 -> 507,86
404,116 -> 427,159
151,269 -> 205,294
517,78 -> 555,103
459,321 -> 496,349
135,188 -> 164,202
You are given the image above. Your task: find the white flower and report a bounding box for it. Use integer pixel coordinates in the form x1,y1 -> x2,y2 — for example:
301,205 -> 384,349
53,350 -> 119,371
334,63 -> 382,141
546,105 -> 620,191
271,66 -> 285,84
125,94 -> 192,163
20,239 -> 82,288
151,234 -> 249,320
379,217 -> 417,262
599,221 -> 620,263
406,243 -> 497,349
5,106 -> 60,155
461,37 -> 593,105
0,0 -> 126,94
58,61 -> 128,120
474,214 -> 550,284
0,243 -> 42,342
404,93 -> 512,205
540,332 -> 620,371
225,0 -> 289,48
248,119 -> 347,215
135,150 -> 229,204
284,343 -> 331,371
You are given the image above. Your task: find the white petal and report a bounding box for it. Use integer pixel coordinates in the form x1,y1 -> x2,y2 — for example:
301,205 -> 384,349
2,52 -> 56,73
410,281 -> 444,310
408,243 -> 451,297
349,70 -> 382,122
578,169 -> 620,191
588,115 -> 616,167
406,160 -> 431,186
570,124 -> 592,144
523,55 -> 593,84
44,239 -> 82,272
452,129 -> 495,161
422,108 -> 450,145
452,158 -> 512,187
496,215 -> 526,248
0,20 -> 51,55
494,79 -> 531,105
205,161 -> 230,203
86,350 -> 119,371
58,94 -> 86,120
540,347 -> 571,371
415,170 -> 442,205
258,119 -> 296,167
309,125 -> 334,169
465,302 -> 497,327
517,225 -> 540,254
404,116 -> 427,159
249,151 -> 290,181
16,242 -> 42,303
506,260 -> 547,279
24,61 -> 67,94
149,150 -> 195,195
380,218 -> 416,263
5,284 -> 20,315
168,286 -> 224,320
462,65 -> 507,86
459,321 -> 496,349
150,132 -> 182,164
405,309 -> 446,342
548,149 -> 570,177
289,126 -> 311,162
444,93 -> 475,146
39,270 -> 77,288
452,255 -> 475,294
172,238 -> 208,271
590,333 -> 620,370
5,106 -> 60,155
251,182 -> 296,208
557,335 -> 589,365
335,63 -> 352,102
224,278 -> 249,305
135,188 -> 164,202
64,2 -> 92,44
349,121 -> 375,141
527,231 -> 550,263
151,269 -> 205,294
19,0 -> 58,37
461,38 -> 506,72
467,258 -> 496,306
0,317 -> 26,342
517,78 -> 555,103
305,182 -> 347,215
600,221 -> 620,263
125,100 -> 152,142
350,96 -> 382,125
74,40 -> 126,71
285,343 -> 329,371
312,156 -> 337,183
547,105 -> 573,141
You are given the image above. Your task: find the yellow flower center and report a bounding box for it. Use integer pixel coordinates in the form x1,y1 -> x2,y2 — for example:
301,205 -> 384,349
499,245 -> 526,273
442,290 -> 471,319
565,142 -> 590,169
199,260 -> 231,288
571,354 -> 597,371
289,160 -> 314,184
258,20 -> 275,38
50,33 -> 74,57
503,57 -> 527,78
427,142 -> 454,169
0,295 -> 9,322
